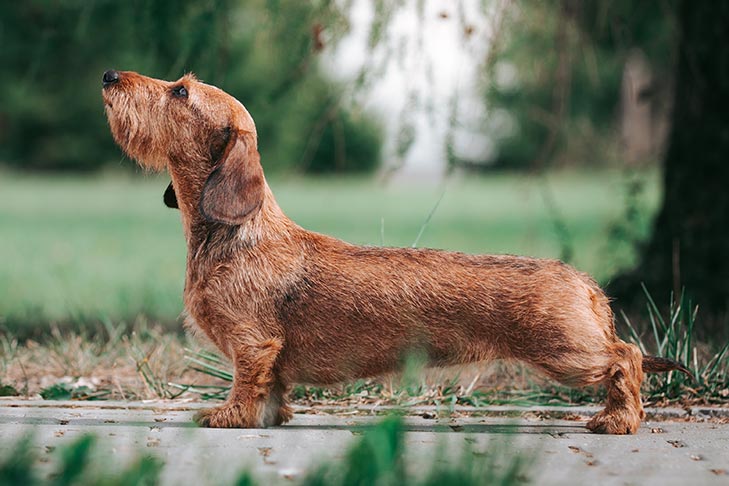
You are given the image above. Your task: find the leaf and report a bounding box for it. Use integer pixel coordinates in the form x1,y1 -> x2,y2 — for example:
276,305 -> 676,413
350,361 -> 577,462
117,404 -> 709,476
0,384 -> 19,397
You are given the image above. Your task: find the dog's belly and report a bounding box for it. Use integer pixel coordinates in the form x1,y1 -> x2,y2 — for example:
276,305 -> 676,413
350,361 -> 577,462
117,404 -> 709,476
276,303 -> 505,385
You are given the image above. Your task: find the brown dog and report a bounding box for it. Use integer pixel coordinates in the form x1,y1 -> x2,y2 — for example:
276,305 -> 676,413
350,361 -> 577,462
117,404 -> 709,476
102,70 -> 688,434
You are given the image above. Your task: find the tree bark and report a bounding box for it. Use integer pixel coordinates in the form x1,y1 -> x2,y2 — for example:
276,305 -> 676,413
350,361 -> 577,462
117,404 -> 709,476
610,1 -> 729,317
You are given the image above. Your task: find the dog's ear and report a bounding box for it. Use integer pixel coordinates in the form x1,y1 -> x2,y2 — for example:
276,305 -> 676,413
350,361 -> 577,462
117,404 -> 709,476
163,182 -> 178,209
199,131 -> 264,225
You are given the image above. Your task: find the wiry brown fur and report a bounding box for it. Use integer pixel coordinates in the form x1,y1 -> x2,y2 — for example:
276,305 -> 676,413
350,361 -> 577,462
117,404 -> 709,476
103,70 -> 687,434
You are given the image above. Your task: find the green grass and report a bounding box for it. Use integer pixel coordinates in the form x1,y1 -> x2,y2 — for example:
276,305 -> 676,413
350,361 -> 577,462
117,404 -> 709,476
0,435 -> 162,486
0,169 -> 659,328
623,287 -> 729,405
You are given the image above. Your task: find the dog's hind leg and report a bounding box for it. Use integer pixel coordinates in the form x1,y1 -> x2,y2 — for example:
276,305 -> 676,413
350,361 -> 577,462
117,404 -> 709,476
195,337 -> 283,428
586,342 -> 645,434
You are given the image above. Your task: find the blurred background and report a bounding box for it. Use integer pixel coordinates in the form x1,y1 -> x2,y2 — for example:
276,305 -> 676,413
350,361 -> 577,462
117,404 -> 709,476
1,0 -> 727,337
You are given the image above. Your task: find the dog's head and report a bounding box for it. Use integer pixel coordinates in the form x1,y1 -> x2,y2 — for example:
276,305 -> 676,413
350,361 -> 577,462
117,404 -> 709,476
102,70 -> 264,225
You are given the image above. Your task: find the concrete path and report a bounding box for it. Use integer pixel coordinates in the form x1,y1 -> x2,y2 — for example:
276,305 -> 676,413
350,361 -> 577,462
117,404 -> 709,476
1,400 -> 728,485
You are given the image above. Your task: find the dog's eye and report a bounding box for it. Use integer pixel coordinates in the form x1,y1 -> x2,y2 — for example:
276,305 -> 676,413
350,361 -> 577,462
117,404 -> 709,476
172,86 -> 188,98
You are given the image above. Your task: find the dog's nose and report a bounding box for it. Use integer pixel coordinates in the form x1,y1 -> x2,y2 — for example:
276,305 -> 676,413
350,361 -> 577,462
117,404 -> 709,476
102,70 -> 120,87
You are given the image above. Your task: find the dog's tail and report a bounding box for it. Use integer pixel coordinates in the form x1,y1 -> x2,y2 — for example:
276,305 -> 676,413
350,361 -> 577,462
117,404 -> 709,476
642,355 -> 693,379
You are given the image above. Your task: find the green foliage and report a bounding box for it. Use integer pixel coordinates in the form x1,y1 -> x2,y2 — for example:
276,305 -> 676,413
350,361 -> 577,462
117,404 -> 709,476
603,171 -> 655,274
338,416 -> 405,486
51,434 -> 95,485
0,435 -> 162,486
0,1 -> 382,173
39,382 -> 107,401
302,106 -> 382,174
482,0 -> 676,169
576,1 -> 678,62
622,286 -> 729,404
300,415 -> 531,486
0,383 -> 19,397
0,436 -> 36,486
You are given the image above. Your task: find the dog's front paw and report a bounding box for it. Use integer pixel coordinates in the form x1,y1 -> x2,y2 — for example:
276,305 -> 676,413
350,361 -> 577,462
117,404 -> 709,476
586,409 -> 641,435
194,404 -> 262,428
273,403 -> 294,426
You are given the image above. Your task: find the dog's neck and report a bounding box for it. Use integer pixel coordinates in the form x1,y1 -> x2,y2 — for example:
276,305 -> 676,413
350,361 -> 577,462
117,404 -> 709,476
171,176 -> 296,258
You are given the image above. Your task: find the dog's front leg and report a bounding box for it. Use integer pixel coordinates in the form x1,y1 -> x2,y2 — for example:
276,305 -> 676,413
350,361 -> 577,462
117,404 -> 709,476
195,337 -> 283,428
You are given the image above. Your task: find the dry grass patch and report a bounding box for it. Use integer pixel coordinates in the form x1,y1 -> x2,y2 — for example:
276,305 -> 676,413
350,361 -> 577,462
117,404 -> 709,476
0,322 -> 225,400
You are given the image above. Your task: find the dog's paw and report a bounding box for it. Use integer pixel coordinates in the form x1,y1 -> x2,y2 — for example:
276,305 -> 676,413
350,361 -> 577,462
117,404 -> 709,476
261,402 -> 293,427
586,409 -> 641,435
194,404 -> 262,428
273,403 -> 294,426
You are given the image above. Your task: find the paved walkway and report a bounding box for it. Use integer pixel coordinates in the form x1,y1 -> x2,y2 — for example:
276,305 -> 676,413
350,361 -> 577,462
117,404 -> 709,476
1,400 -> 728,485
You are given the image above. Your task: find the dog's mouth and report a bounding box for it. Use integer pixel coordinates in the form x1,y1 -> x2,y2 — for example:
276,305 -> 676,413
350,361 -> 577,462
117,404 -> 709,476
101,88 -> 116,109
102,88 -> 130,114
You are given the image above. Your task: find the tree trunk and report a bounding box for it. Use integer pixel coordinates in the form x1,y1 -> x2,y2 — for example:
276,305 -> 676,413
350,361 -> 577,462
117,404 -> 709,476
610,1 -> 729,318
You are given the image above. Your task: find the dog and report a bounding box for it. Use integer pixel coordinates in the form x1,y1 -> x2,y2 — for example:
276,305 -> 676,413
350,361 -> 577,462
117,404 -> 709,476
102,70 -> 689,434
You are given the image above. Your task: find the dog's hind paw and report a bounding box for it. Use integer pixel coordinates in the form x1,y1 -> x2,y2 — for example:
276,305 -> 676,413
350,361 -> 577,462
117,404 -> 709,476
586,409 -> 641,435
194,404 -> 262,428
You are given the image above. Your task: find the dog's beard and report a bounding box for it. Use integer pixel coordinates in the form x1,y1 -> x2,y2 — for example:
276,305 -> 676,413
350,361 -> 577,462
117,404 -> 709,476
104,94 -> 168,172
